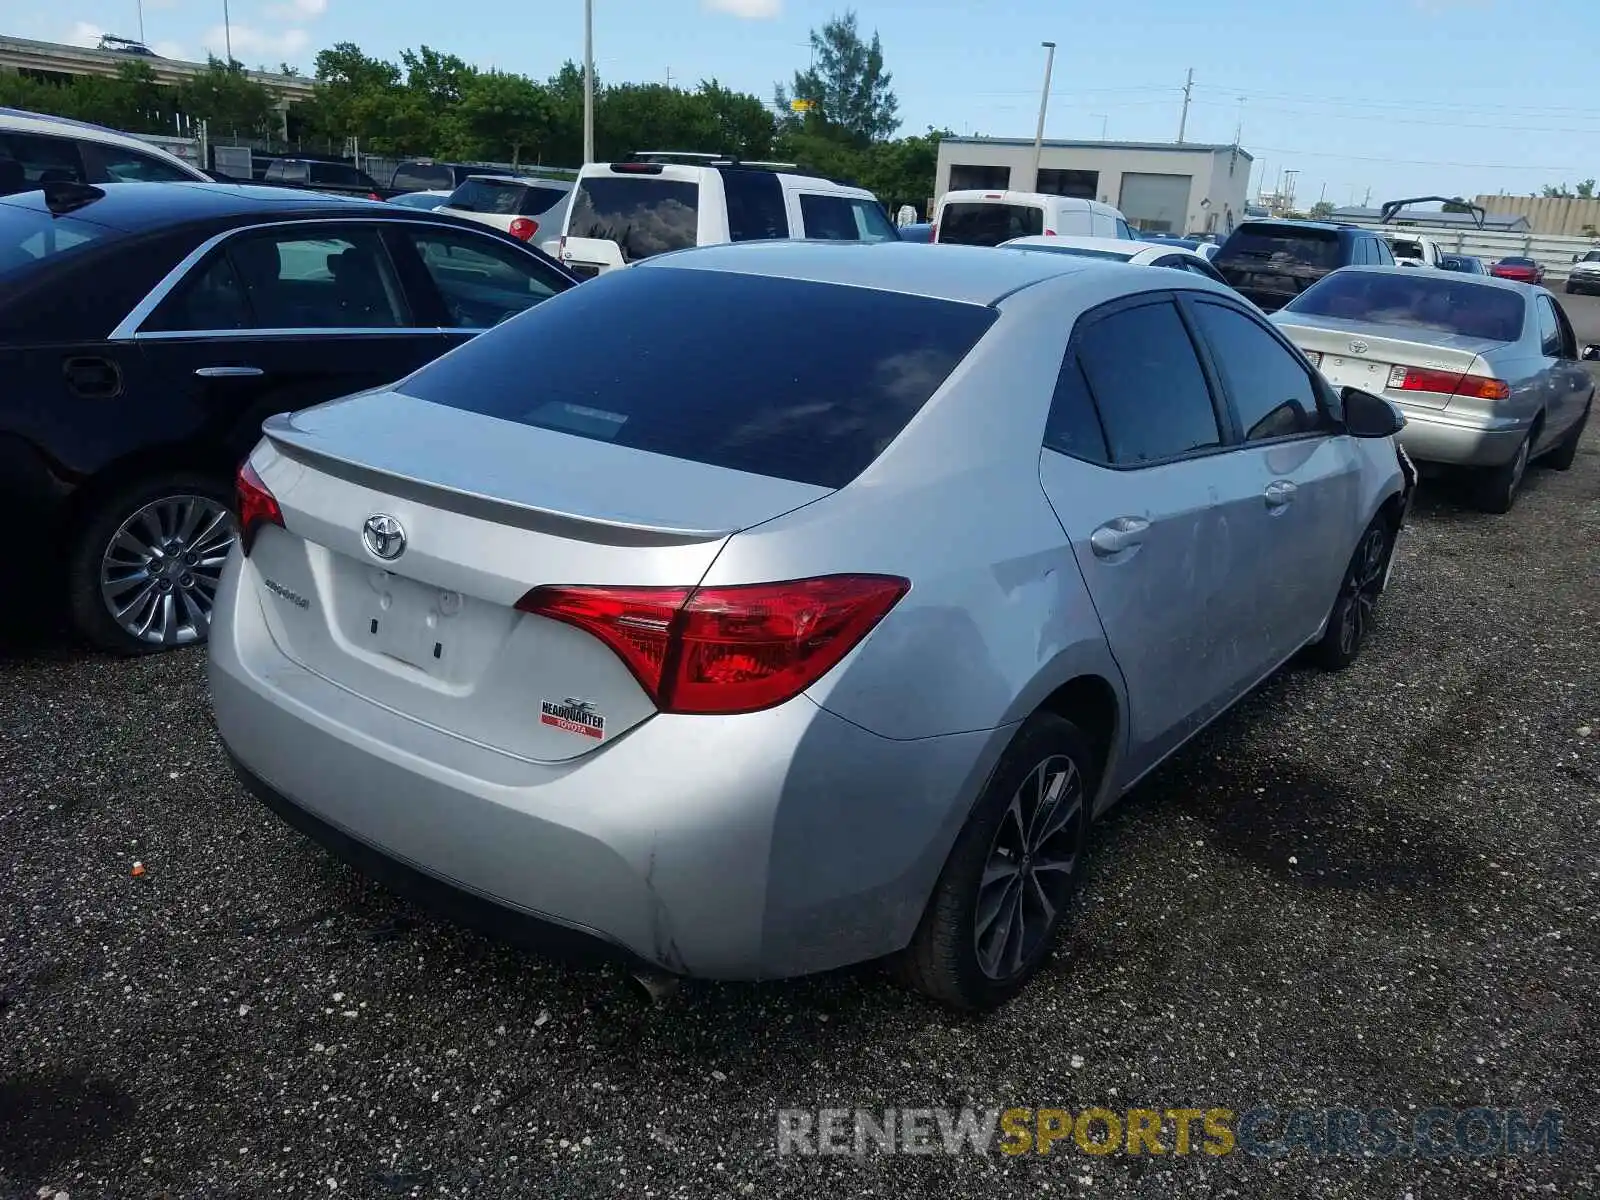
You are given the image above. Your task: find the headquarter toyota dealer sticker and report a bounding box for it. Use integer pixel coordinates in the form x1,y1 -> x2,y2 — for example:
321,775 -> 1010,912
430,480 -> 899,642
540,698 -> 606,740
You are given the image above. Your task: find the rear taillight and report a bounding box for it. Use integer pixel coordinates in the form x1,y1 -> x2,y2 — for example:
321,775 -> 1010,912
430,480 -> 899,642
516,574 -> 910,715
367,192 -> 381,201
929,224 -> 938,242
1043,229 -> 1057,237
509,217 -> 539,241
235,460 -> 283,556
1387,365 -> 1511,401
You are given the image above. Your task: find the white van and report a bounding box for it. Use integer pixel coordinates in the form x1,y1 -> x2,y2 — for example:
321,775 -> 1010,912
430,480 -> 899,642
933,190 -> 1135,246
558,152 -> 896,278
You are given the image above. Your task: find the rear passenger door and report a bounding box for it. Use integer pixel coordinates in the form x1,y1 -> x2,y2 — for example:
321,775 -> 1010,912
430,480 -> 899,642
1536,293 -> 1590,447
1181,295 -> 1364,663
1036,294 -> 1281,779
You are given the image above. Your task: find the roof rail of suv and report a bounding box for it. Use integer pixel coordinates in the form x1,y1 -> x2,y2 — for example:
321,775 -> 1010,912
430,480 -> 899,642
623,150 -> 851,186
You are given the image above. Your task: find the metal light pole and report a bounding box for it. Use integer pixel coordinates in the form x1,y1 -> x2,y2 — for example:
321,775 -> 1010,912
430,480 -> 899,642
1029,41 -> 1056,192
136,0 -> 145,44
1092,113 -> 1108,141
582,0 -> 594,165
222,0 -> 233,63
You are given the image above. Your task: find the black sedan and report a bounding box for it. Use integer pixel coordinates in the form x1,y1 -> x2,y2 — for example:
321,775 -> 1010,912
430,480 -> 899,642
1,180 -> 577,653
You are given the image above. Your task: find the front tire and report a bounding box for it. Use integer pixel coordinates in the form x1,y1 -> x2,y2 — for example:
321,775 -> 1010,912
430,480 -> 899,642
1307,516 -> 1395,671
66,473 -> 238,655
1470,430 -> 1532,513
894,712 -> 1093,1010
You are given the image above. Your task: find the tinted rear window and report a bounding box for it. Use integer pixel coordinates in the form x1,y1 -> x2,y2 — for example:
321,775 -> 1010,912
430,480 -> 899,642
1390,239 -> 1423,258
1218,225 -> 1342,270
0,200 -> 121,278
393,164 -> 453,192
568,175 -> 699,261
448,179 -> 566,216
940,202 -> 1043,246
399,267 -> 997,488
1284,270 -> 1526,343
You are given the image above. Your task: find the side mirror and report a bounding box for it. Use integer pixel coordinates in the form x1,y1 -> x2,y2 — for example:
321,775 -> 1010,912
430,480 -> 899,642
1341,387 -> 1406,438
1574,254 -> 1583,264
1583,344 -> 1600,362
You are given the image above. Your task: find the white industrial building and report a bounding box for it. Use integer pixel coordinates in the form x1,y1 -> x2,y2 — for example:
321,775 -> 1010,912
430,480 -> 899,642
934,136 -> 1255,237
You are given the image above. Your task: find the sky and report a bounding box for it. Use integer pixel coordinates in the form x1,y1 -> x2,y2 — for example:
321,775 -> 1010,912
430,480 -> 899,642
8,0 -> 1597,206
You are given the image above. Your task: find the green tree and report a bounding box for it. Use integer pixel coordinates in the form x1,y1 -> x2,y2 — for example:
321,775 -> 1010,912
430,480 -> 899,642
304,42 -> 404,149
174,57 -> 278,137
455,70 -> 550,164
1309,199 -> 1336,219
696,79 -> 776,158
775,10 -> 898,146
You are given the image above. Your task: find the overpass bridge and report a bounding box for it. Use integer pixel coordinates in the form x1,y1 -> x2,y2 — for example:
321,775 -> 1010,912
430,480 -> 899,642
0,33 -> 315,104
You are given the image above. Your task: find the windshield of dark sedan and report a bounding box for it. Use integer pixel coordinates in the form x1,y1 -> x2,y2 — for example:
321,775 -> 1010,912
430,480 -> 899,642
1284,269 -> 1526,342
397,266 -> 997,489
0,198 -> 122,278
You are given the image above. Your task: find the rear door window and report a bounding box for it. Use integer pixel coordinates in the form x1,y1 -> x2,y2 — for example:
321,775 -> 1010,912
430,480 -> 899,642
82,143 -> 197,183
721,169 -> 789,241
397,267 -> 997,488
1188,301 -> 1326,441
567,174 -> 700,261
1372,238 -> 1395,266
939,202 -> 1043,246
1074,300 -> 1222,464
1536,296 -> 1562,357
0,132 -> 88,185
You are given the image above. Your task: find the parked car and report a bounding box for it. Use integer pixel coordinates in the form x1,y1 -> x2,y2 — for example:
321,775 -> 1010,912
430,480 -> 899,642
1141,234 -> 1221,261
1214,220 -> 1396,312
388,190 -> 453,211
1489,256 -> 1544,285
260,157 -> 390,201
1566,250 -> 1600,294
1,180 -> 577,653
558,152 -> 894,278
0,108 -> 208,195
1439,254 -> 1488,275
1000,234 -> 1232,287
437,175 -> 574,255
1384,234 -> 1444,269
932,191 -> 1134,246
1272,266 -> 1593,513
212,240 -> 1414,1011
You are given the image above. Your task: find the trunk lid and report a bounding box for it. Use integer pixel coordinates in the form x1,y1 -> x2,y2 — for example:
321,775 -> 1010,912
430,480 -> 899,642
246,390 -> 830,762
1273,313 -> 1502,410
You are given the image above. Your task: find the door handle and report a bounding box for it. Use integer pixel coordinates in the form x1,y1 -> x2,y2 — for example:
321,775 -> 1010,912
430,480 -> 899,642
1090,516 -> 1150,558
1264,480 -> 1298,509
194,365 -> 264,378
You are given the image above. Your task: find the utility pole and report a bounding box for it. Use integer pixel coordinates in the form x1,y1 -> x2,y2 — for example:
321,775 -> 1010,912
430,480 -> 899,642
1177,68 -> 1194,144
582,0 -> 594,164
665,67 -> 673,89
1284,169 -> 1299,212
1092,114 -> 1108,141
222,0 -> 233,63
1029,41 -> 1056,192
137,0 -> 145,43
1234,96 -> 1244,145
1363,186 -> 1372,207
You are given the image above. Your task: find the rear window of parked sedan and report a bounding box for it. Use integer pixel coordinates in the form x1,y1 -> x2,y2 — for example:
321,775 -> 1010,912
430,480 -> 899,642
0,199 -> 120,278
397,267 -> 998,489
1284,270 -> 1526,343
1217,225 -> 1342,270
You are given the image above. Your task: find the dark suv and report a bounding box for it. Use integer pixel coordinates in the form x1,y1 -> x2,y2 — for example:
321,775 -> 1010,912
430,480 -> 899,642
261,157 -> 389,200
1214,220 -> 1395,312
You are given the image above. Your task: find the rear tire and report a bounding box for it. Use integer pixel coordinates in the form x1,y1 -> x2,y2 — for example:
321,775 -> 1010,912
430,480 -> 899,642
1544,400 -> 1590,472
894,712 -> 1093,1011
66,473 -> 237,655
1470,431 -> 1532,514
1307,515 -> 1395,671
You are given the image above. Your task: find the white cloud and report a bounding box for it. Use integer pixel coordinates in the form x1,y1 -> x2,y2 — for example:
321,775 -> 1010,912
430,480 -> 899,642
266,0 -> 328,19
702,0 -> 781,17
153,40 -> 187,60
66,20 -> 105,47
201,23 -> 311,59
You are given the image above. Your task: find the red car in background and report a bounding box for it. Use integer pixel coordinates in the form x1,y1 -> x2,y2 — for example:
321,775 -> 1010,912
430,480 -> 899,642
1490,256 -> 1545,284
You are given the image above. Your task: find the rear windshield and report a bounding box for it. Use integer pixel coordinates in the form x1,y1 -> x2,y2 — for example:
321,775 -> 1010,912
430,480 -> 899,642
449,179 -> 566,216
1390,239 -> 1423,258
1284,270 -> 1526,343
1218,225 -> 1342,270
940,202 -> 1043,246
399,266 -> 997,489
393,163 -> 453,192
0,200 -> 121,278
567,175 -> 699,262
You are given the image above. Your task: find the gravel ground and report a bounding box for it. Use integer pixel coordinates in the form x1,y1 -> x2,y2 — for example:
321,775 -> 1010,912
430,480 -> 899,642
2,414 -> 1597,1199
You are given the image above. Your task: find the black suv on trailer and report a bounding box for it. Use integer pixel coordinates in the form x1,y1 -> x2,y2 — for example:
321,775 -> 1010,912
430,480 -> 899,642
1214,220 -> 1395,312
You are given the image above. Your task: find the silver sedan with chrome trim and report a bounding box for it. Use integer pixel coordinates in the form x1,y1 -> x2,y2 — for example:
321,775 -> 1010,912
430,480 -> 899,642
1272,266 -> 1594,512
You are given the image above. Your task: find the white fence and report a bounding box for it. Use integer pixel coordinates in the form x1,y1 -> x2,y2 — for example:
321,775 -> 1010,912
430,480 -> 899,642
1334,217 -> 1600,283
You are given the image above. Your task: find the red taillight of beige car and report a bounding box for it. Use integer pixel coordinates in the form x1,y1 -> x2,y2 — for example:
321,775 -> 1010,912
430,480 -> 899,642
516,574 -> 910,715
235,461 -> 284,556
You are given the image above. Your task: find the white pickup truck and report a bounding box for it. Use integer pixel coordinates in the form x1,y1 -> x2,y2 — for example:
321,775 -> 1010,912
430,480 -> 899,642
1384,233 -> 1444,269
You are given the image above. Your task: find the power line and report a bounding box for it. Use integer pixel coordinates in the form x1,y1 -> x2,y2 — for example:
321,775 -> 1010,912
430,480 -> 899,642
1184,98 -> 1600,136
1246,143 -> 1590,172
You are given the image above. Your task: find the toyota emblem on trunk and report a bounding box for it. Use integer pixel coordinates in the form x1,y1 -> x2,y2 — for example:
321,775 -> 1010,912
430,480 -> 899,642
362,514 -> 406,560
1348,339 -> 1369,354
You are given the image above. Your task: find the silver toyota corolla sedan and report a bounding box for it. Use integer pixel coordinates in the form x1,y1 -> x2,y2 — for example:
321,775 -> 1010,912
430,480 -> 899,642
1271,266 -> 1594,513
210,241 -> 1414,1010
